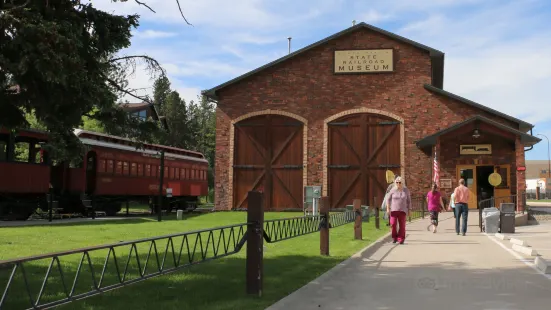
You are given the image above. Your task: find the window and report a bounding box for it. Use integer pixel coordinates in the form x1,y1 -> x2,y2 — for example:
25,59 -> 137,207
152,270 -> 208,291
145,164 -> 151,177
107,160 -> 114,173
496,166 -> 509,188
99,159 -> 106,173
123,162 -> 129,175
164,167 -> 169,179
137,163 -> 143,176
131,163 -> 137,176
169,167 -> 174,179
175,168 -> 180,180
116,161 -> 122,174
192,169 -> 196,179
181,168 -> 186,179
0,141 -> 6,161
152,165 -> 157,177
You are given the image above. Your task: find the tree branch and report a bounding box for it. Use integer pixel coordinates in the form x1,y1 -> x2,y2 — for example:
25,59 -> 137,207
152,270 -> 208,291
134,0 -> 156,13
175,0 -> 193,26
0,0 -> 31,11
103,74 -> 153,104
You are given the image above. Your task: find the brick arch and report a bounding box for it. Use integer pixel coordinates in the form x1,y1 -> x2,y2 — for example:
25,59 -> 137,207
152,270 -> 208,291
322,108 -> 405,196
228,109 -> 308,210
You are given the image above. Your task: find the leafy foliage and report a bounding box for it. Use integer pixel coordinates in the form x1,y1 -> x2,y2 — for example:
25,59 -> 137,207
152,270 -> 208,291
0,1 -> 165,161
152,76 -> 216,189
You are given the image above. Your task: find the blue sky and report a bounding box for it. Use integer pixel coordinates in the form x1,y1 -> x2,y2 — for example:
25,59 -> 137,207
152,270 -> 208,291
95,0 -> 551,160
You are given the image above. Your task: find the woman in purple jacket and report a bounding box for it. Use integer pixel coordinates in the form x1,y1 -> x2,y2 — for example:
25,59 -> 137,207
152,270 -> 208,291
386,176 -> 411,244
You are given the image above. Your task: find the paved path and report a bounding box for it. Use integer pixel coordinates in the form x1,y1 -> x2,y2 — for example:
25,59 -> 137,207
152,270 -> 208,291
497,221 -> 551,262
266,212 -> 551,310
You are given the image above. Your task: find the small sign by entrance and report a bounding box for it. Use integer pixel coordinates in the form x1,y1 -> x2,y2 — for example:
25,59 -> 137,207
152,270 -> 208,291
440,179 -> 452,189
334,49 -> 394,74
488,173 -> 502,187
459,144 -> 492,155
166,188 -> 173,198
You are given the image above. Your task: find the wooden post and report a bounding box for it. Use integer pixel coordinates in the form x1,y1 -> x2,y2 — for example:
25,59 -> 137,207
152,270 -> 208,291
536,186 -> 540,200
320,196 -> 330,256
353,199 -> 362,240
374,196 -> 380,229
246,191 -> 264,296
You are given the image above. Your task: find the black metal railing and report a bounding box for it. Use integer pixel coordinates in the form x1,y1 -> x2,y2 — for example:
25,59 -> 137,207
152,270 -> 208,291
0,223 -> 248,310
525,189 -> 551,200
1,208 -> 366,310
329,210 -> 356,228
263,215 -> 322,243
478,193 -> 526,232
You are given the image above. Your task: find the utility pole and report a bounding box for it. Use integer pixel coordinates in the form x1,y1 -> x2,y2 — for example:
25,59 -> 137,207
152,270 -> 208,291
158,150 -> 165,222
536,134 -> 550,196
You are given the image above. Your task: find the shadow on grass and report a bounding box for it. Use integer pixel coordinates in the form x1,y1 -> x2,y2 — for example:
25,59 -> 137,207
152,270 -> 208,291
0,213 -> 209,229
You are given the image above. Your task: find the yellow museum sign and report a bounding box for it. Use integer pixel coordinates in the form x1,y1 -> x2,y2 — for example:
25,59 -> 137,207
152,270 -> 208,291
334,49 -> 394,74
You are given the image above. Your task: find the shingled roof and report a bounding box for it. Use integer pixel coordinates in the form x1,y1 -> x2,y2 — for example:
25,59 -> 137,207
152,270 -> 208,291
202,22 -> 445,98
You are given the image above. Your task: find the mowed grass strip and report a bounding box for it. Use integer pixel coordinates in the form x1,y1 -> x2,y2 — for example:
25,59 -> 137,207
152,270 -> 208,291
0,212 -> 387,310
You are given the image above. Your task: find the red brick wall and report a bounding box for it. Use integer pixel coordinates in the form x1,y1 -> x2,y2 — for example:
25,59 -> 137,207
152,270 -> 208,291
438,133 -> 517,199
213,27 -> 523,209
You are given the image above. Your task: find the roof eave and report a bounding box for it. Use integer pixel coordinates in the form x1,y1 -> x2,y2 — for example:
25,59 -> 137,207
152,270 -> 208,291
203,22 -> 444,97
423,84 -> 534,130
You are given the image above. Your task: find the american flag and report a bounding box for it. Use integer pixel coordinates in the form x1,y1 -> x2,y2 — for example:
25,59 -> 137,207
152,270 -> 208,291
433,147 -> 439,185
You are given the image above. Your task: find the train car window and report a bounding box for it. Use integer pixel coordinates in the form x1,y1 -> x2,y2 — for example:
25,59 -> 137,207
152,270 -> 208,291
131,163 -> 137,176
0,141 -> 6,161
137,163 -> 143,176
192,169 -> 196,180
145,164 -> 151,177
175,168 -> 180,180
107,160 -> 114,173
99,159 -> 106,173
116,161 -> 122,174
123,161 -> 129,175
14,142 -> 29,162
169,167 -> 174,179
152,165 -> 157,177
164,167 -> 169,179
180,168 -> 185,179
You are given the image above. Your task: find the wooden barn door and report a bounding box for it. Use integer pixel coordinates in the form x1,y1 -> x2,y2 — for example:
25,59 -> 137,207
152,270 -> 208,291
233,115 -> 303,210
328,114 -> 400,209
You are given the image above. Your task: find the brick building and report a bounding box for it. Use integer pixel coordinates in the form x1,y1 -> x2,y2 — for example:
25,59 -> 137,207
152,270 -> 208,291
202,23 -> 540,211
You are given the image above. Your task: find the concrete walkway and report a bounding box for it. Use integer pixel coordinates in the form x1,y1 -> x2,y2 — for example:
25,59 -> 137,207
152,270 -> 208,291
266,212 -> 551,310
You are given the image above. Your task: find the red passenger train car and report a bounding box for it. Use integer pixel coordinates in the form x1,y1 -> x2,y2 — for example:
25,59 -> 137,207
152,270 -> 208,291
67,129 -> 209,215
0,128 -> 51,220
0,128 -> 209,220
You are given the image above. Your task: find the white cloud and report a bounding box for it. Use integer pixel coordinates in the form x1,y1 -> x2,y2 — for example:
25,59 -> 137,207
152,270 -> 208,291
133,30 -> 178,39
361,9 -> 393,23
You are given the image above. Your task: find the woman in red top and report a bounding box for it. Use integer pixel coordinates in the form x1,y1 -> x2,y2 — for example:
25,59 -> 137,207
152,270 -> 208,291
426,183 -> 444,233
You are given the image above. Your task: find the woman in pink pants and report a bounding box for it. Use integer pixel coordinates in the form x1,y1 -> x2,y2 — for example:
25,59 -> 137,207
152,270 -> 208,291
386,176 -> 411,244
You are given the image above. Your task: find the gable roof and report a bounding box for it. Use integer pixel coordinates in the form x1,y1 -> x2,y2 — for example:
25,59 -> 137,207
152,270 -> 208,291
120,101 -> 170,133
423,84 -> 534,132
202,22 -> 445,99
415,115 -> 540,149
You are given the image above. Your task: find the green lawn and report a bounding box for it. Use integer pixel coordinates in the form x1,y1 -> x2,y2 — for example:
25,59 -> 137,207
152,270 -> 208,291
0,212 -> 387,310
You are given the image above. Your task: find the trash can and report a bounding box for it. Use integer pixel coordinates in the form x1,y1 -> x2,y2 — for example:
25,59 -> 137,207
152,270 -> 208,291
500,203 -> 516,233
177,209 -> 184,220
482,207 -> 500,233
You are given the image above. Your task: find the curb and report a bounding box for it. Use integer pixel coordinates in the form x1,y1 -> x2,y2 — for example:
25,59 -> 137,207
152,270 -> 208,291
510,237 -> 529,247
512,244 -> 538,256
495,233 -> 510,240
535,256 -> 551,274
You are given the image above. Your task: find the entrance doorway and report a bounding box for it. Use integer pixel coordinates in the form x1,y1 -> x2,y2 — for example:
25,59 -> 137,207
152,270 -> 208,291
456,164 -> 502,209
476,166 -> 494,202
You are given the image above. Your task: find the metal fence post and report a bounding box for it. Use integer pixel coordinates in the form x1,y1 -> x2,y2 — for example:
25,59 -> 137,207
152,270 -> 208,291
422,198 -> 426,219
374,196 -> 380,229
320,196 -> 330,256
246,191 -> 264,296
48,190 -> 53,222
158,150 -> 165,222
126,200 -> 130,216
353,199 -> 362,240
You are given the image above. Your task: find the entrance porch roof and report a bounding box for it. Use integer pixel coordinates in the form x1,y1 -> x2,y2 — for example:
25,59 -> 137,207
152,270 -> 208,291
415,115 -> 541,149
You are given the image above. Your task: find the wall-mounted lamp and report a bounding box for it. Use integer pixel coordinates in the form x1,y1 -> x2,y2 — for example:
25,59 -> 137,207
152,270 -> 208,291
472,129 -> 481,139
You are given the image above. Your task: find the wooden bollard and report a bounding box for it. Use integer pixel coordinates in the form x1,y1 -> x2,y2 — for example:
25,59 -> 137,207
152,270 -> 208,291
246,191 -> 264,296
353,199 -> 362,240
320,196 -> 330,256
